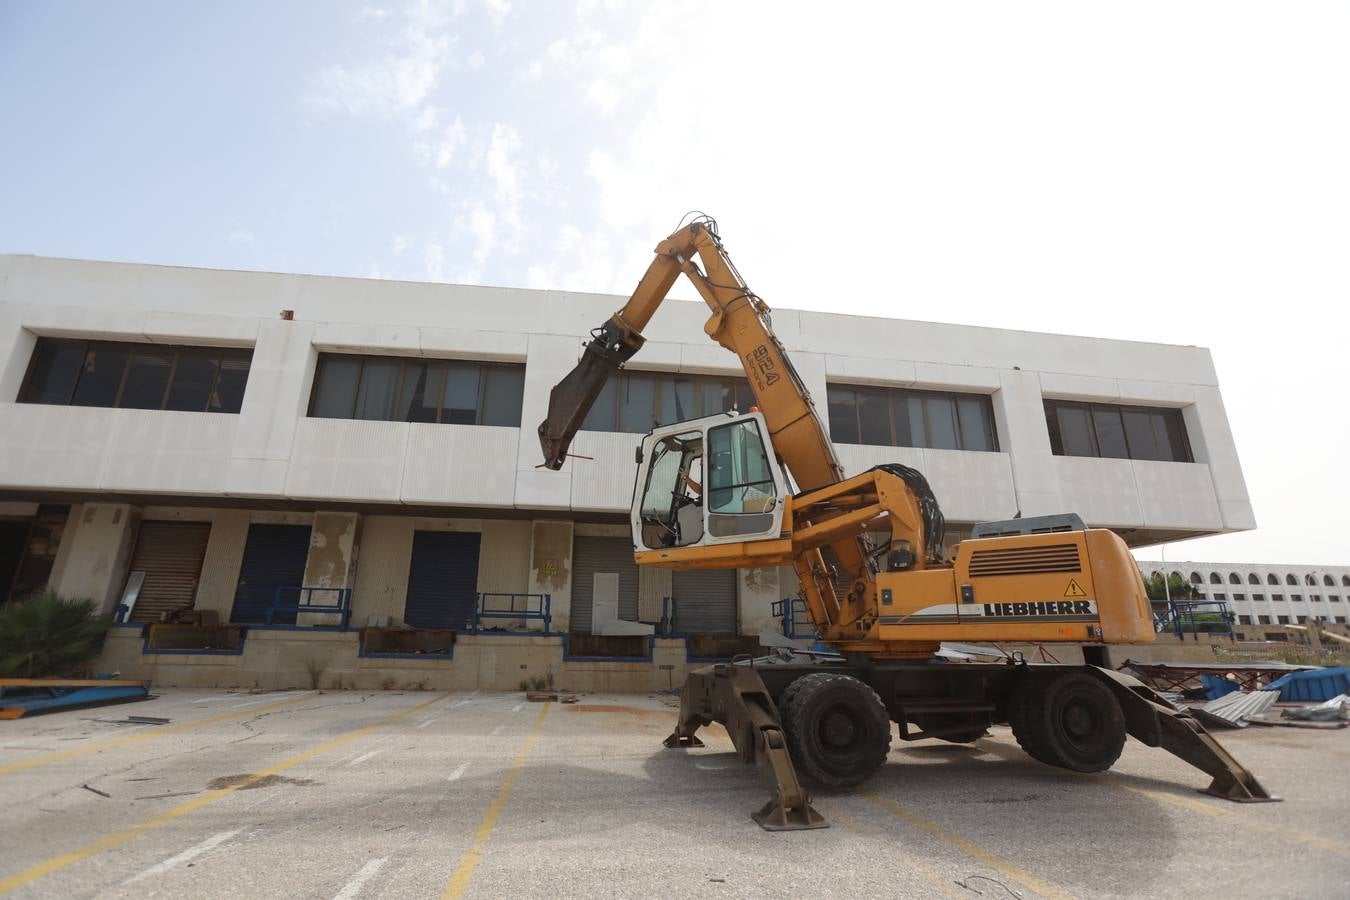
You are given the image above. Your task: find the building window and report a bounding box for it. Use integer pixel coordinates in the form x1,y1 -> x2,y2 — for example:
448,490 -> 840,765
1257,615 -> 1271,625
1208,572 -> 1222,584
1273,594 -> 1284,602
1331,595 -> 1342,603
1247,573 -> 1260,585
1189,572 -> 1203,584
1292,594 -> 1303,602
1043,400 -> 1191,462
582,372 -> 753,435
1305,574 -> 1317,586
1267,574 -> 1279,585
19,338 -> 252,413
309,354 -> 524,427
1234,593 -> 1245,601
1297,615 -> 1308,624
1285,574 -> 1298,585
1238,615 -> 1252,625
1253,594 -> 1265,602
828,385 -> 998,451
1228,573 -> 1241,584
1277,615 -> 1289,624
1311,595 -> 1322,603
1214,593 -> 1227,601
1343,575 -> 1350,587
1323,575 -> 1335,587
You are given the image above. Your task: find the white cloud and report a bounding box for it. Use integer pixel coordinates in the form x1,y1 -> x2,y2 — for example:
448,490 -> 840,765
392,235 -> 409,254
466,49 -> 485,69
435,117 -> 467,169
359,6 -> 391,22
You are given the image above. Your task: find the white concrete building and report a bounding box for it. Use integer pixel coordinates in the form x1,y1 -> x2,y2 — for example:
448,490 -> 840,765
1135,561 -> 1350,628
0,254 -> 1255,688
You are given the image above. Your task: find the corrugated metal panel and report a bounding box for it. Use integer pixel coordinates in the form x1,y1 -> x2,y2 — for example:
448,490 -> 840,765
673,568 -> 737,635
1193,691 -> 1281,729
405,530 -> 480,630
229,524 -> 312,625
571,535 -> 638,634
126,521 -> 212,623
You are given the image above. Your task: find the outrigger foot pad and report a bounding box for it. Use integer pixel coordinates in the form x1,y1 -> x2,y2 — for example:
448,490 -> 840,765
752,795 -> 828,831
663,732 -> 705,749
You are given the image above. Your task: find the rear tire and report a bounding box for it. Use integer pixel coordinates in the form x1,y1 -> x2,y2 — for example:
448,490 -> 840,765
780,673 -> 891,787
1010,671 -> 1126,773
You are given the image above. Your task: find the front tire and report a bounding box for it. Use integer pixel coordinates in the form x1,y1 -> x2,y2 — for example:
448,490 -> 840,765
780,673 -> 891,787
1009,671 -> 1126,772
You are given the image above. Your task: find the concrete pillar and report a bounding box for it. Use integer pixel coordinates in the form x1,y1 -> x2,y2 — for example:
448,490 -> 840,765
194,510 -> 251,621
528,520 -> 573,632
300,511 -> 361,626
739,567 -> 781,637
995,370 -> 1064,518
49,503 -> 140,617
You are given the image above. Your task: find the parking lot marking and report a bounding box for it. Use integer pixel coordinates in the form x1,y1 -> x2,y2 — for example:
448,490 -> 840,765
819,805 -> 964,898
0,692 -> 453,896
348,749 -> 384,767
416,717 -> 442,730
511,702 -> 525,713
447,762 -> 470,782
442,703 -> 551,899
332,857 -> 387,900
857,789 -> 1073,900
123,830 -> 240,884
0,693 -> 315,777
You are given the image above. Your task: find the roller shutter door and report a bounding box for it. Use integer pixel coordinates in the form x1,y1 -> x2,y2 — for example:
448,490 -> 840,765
230,524 -> 311,625
126,521 -> 212,624
672,568 -> 738,635
571,535 -> 639,634
404,531 -> 481,630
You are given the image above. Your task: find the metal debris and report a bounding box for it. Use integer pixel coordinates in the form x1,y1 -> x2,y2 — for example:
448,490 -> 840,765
1283,694 -> 1349,722
1191,690 -> 1280,729
81,784 -> 111,798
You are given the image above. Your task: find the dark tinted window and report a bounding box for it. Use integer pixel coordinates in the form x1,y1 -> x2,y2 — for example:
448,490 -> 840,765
19,338 -> 252,413
827,385 -> 998,452
582,372 -> 753,435
309,354 -> 524,427
1045,400 -> 1192,462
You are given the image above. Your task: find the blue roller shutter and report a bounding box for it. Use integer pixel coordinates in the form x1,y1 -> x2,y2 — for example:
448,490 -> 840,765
404,531 -> 481,630
230,524 -> 311,625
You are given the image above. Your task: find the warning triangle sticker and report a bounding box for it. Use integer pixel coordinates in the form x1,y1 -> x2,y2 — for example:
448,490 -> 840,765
1064,579 -> 1088,598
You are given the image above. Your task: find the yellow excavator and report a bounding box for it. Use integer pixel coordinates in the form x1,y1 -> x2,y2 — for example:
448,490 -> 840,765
538,215 -> 1273,829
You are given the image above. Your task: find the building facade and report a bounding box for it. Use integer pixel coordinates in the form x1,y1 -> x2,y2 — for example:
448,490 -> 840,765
0,254 -> 1254,688
1136,561 -> 1350,628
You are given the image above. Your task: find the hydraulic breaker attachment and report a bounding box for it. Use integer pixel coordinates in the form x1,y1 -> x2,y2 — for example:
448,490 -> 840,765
1088,667 -> 1278,802
664,663 -> 827,830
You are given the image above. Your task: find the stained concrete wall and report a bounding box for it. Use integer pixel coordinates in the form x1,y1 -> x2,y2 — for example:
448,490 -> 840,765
529,520 -> 572,631
49,503 -> 139,615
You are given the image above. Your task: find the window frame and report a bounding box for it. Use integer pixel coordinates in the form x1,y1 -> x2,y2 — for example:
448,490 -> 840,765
1043,398 -> 1193,462
826,383 -> 1000,452
18,337 -> 253,414
581,371 -> 755,436
307,353 -> 525,427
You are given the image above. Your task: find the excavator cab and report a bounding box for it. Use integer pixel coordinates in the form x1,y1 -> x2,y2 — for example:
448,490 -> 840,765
632,411 -> 788,553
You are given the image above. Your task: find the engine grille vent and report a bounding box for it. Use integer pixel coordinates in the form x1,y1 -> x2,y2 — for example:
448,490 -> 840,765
968,543 -> 1081,577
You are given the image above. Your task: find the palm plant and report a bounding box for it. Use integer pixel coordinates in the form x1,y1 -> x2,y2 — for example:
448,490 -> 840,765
0,591 -> 112,678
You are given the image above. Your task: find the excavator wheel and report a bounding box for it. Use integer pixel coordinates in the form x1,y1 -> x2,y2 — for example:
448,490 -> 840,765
780,673 -> 891,787
1010,671 -> 1126,773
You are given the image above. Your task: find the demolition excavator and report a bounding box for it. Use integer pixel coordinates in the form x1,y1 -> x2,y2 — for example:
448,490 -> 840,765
537,215 -> 1274,829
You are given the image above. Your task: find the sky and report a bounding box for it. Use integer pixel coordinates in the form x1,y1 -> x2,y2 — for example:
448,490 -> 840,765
1,1 -> 1346,565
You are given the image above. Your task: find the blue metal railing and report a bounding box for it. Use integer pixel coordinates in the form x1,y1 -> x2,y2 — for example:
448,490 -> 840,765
469,593 -> 552,634
771,597 -> 818,640
1156,599 -> 1235,641
267,586 -> 352,630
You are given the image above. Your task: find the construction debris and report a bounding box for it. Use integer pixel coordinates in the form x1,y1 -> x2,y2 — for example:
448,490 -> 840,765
1191,691 -> 1281,729
1283,694 -> 1349,722
1264,666 -> 1350,703
526,691 -> 577,703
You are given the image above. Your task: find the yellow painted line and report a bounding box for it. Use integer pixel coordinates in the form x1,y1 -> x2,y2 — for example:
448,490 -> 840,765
0,692 -> 453,896
442,703 -> 551,899
857,789 -> 1073,900
974,738 -> 1350,859
819,803 -> 965,899
0,693 -> 316,776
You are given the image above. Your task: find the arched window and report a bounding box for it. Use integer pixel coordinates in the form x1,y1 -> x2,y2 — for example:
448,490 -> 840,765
1170,571 -> 1184,584
1268,574 -> 1279,585
1229,573 -> 1241,584
1343,575 -> 1350,587
1286,574 -> 1298,585
1190,572 -> 1203,584
1306,574 -> 1317,586
1248,573 -> 1260,585
1149,571 -> 1163,581
1325,575 -> 1335,587
1209,573 -> 1222,584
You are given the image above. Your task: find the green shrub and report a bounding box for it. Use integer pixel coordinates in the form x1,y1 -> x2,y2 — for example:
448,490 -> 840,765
0,591 -> 112,678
